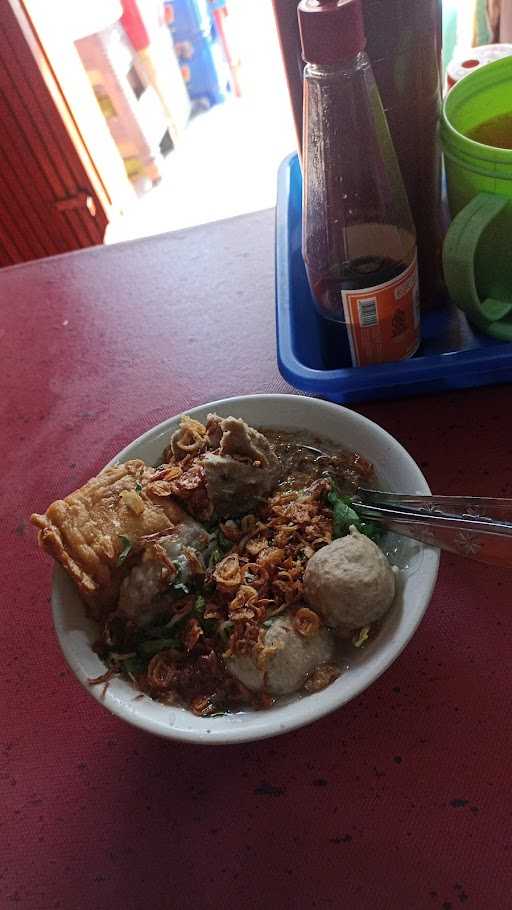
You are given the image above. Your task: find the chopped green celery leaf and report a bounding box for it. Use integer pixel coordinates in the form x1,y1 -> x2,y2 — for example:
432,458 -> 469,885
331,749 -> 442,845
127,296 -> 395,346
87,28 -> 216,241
172,559 -> 183,580
170,558 -> 192,595
154,611 -> 188,635
217,530 -> 232,552
208,546 -> 222,569
173,581 -> 190,596
204,521 -> 220,534
145,620 -> 174,638
153,611 -> 172,627
122,655 -> 147,674
202,619 -> 217,636
327,490 -> 382,542
139,638 -> 180,656
116,535 -> 133,566
194,595 -> 206,616
218,621 -> 233,641
327,491 -> 360,538
358,520 -> 383,543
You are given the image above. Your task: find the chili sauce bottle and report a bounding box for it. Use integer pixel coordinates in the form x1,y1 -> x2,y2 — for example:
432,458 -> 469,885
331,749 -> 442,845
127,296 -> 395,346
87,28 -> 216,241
298,0 -> 421,367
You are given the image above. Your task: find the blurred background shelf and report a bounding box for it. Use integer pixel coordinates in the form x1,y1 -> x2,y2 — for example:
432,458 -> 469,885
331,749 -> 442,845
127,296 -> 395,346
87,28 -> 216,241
3,0 -> 510,265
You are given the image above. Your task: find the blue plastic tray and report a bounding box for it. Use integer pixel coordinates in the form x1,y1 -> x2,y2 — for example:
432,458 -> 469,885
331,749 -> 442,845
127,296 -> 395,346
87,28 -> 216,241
276,153 -> 512,403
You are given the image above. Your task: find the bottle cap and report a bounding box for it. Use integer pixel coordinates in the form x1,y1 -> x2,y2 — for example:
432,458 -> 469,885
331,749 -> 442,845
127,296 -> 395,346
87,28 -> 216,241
298,0 -> 366,65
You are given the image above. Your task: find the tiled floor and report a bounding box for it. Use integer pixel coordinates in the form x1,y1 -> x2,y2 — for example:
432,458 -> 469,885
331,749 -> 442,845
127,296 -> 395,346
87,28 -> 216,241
105,0 -> 297,244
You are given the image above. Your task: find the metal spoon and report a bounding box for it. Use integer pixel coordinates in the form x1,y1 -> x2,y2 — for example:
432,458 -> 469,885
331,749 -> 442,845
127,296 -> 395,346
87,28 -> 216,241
297,444 -> 512,567
352,490 -> 512,568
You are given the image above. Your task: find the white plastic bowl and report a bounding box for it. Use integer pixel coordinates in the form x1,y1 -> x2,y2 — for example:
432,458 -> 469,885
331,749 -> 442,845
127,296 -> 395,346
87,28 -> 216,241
52,394 -> 439,744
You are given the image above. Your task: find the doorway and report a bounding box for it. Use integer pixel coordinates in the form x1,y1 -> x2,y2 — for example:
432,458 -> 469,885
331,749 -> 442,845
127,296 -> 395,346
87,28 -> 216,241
105,0 -> 297,242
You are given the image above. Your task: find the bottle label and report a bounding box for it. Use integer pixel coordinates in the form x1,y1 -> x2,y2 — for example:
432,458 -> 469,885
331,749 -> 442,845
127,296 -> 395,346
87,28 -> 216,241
341,255 -> 420,367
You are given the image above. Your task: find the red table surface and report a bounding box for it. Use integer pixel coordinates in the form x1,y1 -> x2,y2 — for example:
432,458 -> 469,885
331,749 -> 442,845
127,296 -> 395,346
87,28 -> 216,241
2,210 -> 512,910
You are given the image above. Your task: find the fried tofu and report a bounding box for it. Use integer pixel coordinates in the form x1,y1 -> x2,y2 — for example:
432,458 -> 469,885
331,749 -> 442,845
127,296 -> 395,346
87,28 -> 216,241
31,459 -> 188,617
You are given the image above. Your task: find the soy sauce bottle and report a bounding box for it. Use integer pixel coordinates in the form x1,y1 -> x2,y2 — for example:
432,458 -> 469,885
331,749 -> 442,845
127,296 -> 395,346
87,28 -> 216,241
298,0 -> 421,368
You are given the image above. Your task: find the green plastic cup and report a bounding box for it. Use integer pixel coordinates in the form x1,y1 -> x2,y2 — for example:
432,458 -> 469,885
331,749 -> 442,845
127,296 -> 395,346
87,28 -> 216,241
441,56 -> 512,340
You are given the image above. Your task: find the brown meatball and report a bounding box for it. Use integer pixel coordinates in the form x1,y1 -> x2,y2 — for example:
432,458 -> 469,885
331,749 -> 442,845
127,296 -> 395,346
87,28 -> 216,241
304,528 -> 396,635
226,612 -> 334,695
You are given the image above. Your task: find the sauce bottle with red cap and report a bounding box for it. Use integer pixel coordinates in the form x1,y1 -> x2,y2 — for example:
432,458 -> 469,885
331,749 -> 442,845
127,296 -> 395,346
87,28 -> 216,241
298,0 -> 421,368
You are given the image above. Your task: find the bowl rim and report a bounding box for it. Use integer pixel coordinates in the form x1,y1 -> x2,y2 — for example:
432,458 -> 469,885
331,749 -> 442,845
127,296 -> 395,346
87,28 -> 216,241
52,393 -> 440,744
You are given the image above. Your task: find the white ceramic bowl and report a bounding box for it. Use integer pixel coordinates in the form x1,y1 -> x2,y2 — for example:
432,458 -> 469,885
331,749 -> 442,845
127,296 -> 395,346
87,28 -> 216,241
53,394 -> 439,744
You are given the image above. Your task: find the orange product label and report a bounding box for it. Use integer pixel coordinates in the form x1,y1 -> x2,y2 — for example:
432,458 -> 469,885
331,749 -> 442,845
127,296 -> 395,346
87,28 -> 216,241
341,255 -> 420,367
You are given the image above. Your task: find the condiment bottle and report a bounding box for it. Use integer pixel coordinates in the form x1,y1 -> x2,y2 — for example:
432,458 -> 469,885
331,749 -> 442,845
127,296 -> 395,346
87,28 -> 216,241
272,0 -> 444,308
298,0 -> 421,368
361,0 -> 443,308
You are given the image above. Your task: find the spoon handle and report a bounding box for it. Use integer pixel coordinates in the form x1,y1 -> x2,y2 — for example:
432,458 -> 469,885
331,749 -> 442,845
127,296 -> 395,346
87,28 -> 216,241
357,491 -> 512,524
354,493 -> 512,568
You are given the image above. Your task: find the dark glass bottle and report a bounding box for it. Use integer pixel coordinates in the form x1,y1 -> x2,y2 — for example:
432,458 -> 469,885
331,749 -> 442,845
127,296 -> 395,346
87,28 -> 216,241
299,0 -> 420,368
272,0 -> 444,307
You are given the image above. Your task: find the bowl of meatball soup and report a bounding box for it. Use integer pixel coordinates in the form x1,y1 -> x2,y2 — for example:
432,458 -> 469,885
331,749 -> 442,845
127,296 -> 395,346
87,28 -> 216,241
49,394 -> 440,743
